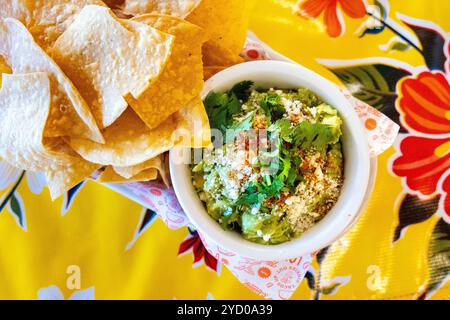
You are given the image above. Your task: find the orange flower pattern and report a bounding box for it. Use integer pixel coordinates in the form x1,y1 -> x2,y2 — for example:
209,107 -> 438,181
297,0 -> 366,37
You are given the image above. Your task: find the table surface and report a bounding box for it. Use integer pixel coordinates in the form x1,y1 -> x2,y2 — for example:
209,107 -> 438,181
0,0 -> 449,300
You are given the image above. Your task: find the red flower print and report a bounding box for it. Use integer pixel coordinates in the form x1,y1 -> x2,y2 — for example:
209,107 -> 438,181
392,136 -> 450,197
397,72 -> 450,135
178,229 -> 219,272
297,0 -> 366,37
392,70 -> 450,222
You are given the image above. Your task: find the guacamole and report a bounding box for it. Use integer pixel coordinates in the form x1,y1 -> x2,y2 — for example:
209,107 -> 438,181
192,82 -> 344,245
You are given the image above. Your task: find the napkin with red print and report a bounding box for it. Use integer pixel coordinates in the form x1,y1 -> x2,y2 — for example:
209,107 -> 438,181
106,33 -> 399,300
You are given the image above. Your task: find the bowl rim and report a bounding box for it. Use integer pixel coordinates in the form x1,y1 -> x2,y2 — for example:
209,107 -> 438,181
170,60 -> 370,260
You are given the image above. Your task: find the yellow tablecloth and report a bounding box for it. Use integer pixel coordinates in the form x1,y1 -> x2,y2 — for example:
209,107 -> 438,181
0,0 -> 449,299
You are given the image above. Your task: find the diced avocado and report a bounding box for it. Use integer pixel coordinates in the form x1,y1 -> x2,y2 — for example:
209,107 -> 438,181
206,199 -> 229,221
191,161 -> 204,173
326,143 -> 344,177
316,103 -> 342,144
316,103 -> 336,116
296,87 -> 323,106
191,172 -> 204,189
241,212 -> 293,245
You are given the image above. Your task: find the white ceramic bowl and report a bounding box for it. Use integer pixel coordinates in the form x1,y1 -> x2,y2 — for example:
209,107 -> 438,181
170,60 -> 370,260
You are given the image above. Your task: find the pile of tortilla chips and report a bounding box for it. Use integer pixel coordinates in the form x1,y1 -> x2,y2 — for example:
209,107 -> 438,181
0,0 -> 255,199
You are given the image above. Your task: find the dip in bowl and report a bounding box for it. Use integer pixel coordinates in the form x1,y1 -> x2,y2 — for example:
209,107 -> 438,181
192,84 -> 344,245
170,60 -> 370,260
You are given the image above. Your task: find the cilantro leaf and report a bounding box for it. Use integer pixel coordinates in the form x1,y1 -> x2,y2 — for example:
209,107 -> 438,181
204,92 -> 243,137
278,156 -> 291,182
237,192 -> 266,207
235,184 -> 263,206
286,158 -> 302,191
259,94 -> 285,123
264,175 -> 284,198
269,118 -> 293,143
204,91 -> 228,107
236,176 -> 284,207
291,122 -> 338,150
226,111 -> 255,143
231,81 -> 254,101
227,92 -> 241,115
204,92 -> 228,131
204,81 -> 255,139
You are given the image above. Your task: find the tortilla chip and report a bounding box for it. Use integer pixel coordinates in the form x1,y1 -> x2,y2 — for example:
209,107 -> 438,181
51,5 -> 175,128
0,18 -> 104,143
68,98 -> 211,167
45,156 -> 101,200
0,56 -> 12,88
113,153 -> 171,186
113,154 -> 170,186
103,0 -> 124,8
203,65 -> 227,80
0,71 -> 99,199
0,0 -> 32,23
128,14 -> 206,129
46,142 -> 101,200
0,0 -> 107,49
173,97 -> 211,148
0,56 -> 12,73
101,0 -> 132,18
0,72 -> 66,171
201,49 -> 244,68
68,108 -> 178,167
159,153 -> 171,187
186,0 -> 255,65
123,0 -> 201,18
98,166 -> 158,183
29,0 -> 108,48
113,154 -> 164,179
